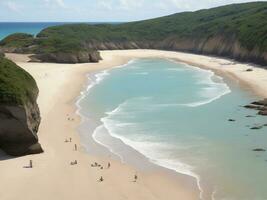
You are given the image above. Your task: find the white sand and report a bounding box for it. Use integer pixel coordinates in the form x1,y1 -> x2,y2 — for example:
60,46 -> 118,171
0,49 -> 266,200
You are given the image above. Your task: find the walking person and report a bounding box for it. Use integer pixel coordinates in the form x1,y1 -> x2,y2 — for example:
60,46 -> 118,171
29,160 -> 33,168
134,174 -> 138,182
99,176 -> 104,182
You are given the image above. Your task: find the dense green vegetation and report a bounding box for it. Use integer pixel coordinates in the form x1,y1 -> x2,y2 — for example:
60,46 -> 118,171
36,2 -> 267,52
0,57 -> 38,105
0,2 -> 266,64
0,33 -> 34,48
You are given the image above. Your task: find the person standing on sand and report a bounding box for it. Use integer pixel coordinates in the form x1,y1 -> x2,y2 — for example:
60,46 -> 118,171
107,162 -> 111,169
69,137 -> 72,142
29,160 -> 33,168
74,144 -> 77,151
134,174 -> 138,182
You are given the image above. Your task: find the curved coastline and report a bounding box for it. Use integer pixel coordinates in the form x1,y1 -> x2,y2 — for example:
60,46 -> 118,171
2,49 -> 267,200
76,58 -> 235,200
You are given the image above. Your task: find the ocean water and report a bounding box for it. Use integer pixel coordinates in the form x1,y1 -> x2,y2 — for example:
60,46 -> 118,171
78,59 -> 267,200
0,22 -> 66,40
0,22 -> 122,40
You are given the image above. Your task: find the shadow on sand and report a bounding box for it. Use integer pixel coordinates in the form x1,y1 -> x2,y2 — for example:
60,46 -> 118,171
0,149 -> 14,161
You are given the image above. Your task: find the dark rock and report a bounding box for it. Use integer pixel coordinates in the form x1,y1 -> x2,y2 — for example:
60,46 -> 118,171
228,119 -> 236,122
29,51 -> 102,64
0,103 -> 43,156
253,148 -> 266,152
246,68 -> 253,72
244,104 -> 263,110
89,51 -> 101,62
244,99 -> 267,116
0,58 -> 43,156
250,126 -> 263,130
251,99 -> 267,106
246,115 -> 255,118
258,110 -> 267,116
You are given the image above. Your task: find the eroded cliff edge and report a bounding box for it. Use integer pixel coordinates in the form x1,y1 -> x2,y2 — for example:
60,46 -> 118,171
0,55 -> 43,156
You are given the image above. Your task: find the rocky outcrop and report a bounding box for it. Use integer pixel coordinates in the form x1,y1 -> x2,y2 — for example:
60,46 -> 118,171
0,103 -> 43,156
244,99 -> 267,116
29,51 -> 101,63
253,148 -> 266,152
1,33 -> 266,65
0,57 -> 43,156
0,33 -> 35,54
78,34 -> 267,66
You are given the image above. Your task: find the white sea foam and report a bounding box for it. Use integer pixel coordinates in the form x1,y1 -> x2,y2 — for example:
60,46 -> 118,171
166,68 -> 186,72
99,103 -> 204,199
134,72 -> 149,75
92,125 -> 124,162
76,58 -> 233,200
165,59 -> 231,107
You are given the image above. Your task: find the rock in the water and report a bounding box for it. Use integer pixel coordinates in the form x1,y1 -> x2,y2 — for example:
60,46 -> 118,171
258,110 -> 267,116
244,99 -> 267,116
253,148 -> 266,152
250,126 -> 263,130
246,68 -> 253,72
228,119 -> 236,122
251,99 -> 267,106
244,104 -> 262,110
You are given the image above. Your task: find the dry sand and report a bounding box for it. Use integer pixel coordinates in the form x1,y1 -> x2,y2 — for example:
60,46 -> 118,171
0,49 -> 266,200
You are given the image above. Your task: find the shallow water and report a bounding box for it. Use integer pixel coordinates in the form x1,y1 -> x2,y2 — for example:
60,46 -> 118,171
78,59 -> 267,200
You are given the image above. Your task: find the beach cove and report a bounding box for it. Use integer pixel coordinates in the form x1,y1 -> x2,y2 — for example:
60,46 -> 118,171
1,50 -> 267,200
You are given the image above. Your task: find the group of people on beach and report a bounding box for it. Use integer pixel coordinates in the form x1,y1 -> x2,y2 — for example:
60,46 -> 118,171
24,130 -> 139,183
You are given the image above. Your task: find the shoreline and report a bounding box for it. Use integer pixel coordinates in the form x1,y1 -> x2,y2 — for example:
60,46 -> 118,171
76,59 -> 207,197
1,49 -> 267,200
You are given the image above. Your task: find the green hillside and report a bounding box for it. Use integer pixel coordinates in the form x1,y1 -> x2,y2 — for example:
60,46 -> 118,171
0,57 -> 38,105
1,2 -> 267,65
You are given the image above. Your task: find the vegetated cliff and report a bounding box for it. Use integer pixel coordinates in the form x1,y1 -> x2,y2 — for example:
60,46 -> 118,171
29,50 -> 101,63
0,33 -> 36,54
0,2 -> 266,65
0,56 -> 43,156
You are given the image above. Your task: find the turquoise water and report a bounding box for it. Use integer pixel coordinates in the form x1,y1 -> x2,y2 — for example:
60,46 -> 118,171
0,22 -> 66,40
0,22 -> 122,40
78,59 -> 267,200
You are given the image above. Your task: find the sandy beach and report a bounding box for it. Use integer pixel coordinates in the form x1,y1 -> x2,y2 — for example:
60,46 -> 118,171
1,49 -> 266,200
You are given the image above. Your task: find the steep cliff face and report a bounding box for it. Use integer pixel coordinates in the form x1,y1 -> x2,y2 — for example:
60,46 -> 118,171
29,51 -> 101,63
0,103 -> 42,156
77,34 -> 267,66
0,57 -> 43,156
